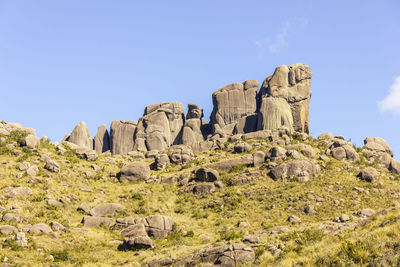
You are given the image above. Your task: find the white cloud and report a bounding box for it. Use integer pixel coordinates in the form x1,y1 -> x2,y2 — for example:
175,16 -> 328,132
378,76 -> 400,117
255,17 -> 308,59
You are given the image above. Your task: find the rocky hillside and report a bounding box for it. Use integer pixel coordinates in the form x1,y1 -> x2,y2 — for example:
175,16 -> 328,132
0,63 -> 400,266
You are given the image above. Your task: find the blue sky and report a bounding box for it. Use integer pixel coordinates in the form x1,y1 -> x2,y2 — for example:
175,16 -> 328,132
0,1 -> 399,158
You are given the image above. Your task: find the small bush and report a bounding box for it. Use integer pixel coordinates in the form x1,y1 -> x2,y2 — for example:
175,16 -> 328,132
132,192 -> 143,200
51,249 -> 70,262
219,229 -> 243,241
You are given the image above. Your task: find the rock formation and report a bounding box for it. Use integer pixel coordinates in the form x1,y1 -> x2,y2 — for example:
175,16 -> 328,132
182,103 -> 204,145
110,120 -> 137,155
258,63 -> 312,133
134,102 -> 185,151
94,124 -> 110,153
210,80 -> 259,136
67,122 -> 93,149
60,63 -> 313,154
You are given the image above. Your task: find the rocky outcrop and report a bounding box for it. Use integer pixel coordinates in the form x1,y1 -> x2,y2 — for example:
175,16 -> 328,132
258,63 -> 312,133
182,103 -> 204,145
210,80 -> 259,136
68,121 -> 93,149
94,124 -> 110,153
174,243 -> 255,266
110,120 -> 137,155
269,160 -> 320,182
134,102 -> 185,152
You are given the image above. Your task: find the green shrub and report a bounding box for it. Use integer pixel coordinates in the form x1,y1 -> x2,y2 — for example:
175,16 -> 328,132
51,249 -> 70,262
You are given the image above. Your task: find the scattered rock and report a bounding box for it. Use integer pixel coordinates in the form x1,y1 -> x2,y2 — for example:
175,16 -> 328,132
29,223 -> 53,235
77,203 -> 91,213
119,161 -> 150,182
0,225 -> 18,235
82,216 -> 114,228
193,183 -> 216,195
358,167 -> 378,183
121,236 -> 155,250
194,167 -> 220,182
4,187 -> 33,198
90,203 -> 125,217
44,160 -> 60,173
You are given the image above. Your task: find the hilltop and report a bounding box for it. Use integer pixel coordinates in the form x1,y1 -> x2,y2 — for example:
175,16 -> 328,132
0,63 -> 400,266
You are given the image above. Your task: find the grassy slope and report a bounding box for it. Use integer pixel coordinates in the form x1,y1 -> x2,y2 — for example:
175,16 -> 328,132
0,131 -> 400,266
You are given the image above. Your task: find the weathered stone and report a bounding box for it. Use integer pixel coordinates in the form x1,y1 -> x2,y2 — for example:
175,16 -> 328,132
90,203 -> 125,217
24,134 -> 40,148
120,223 -> 147,238
44,160 -> 61,173
50,221 -> 68,232
26,165 -> 39,176
253,151 -> 265,167
94,124 -> 110,153
15,232 -> 28,247
29,223 -> 53,235
363,137 -> 393,157
286,143 -> 315,158
359,167 -> 378,183
121,236 -> 155,250
169,145 -> 194,165
74,147 -> 98,161
110,120 -> 137,155
210,80 -> 258,136
257,97 -> 294,132
195,167 -> 220,182
77,203 -> 91,214
82,216 -> 114,227
258,63 -> 312,133
270,160 -> 320,182
145,215 -> 174,239
68,122 -> 92,149
134,102 -> 185,151
0,225 -> 18,235
4,187 -> 33,198
389,159 -> 400,174
154,153 -> 170,170
208,156 -> 253,172
119,161 -> 150,182
193,183 -> 215,195
233,143 -> 252,153
18,162 -> 30,171
47,199 -> 63,208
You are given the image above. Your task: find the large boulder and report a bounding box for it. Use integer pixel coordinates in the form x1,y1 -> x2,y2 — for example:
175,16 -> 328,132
390,159 -> 400,174
363,137 -> 393,157
358,167 -> 378,183
210,80 -> 259,136
4,187 -> 33,198
82,216 -> 114,227
182,103 -> 204,145
121,236 -> 155,250
94,124 -> 110,153
270,160 -> 320,182
23,134 -> 40,148
134,102 -> 185,151
119,161 -> 150,182
175,243 -> 255,266
90,203 -> 125,217
68,122 -> 93,149
195,167 -> 220,182
110,120 -> 137,155
258,63 -> 312,133
169,145 -> 194,165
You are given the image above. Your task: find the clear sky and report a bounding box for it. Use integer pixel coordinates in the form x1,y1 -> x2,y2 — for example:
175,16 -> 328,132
1,1 -> 399,158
